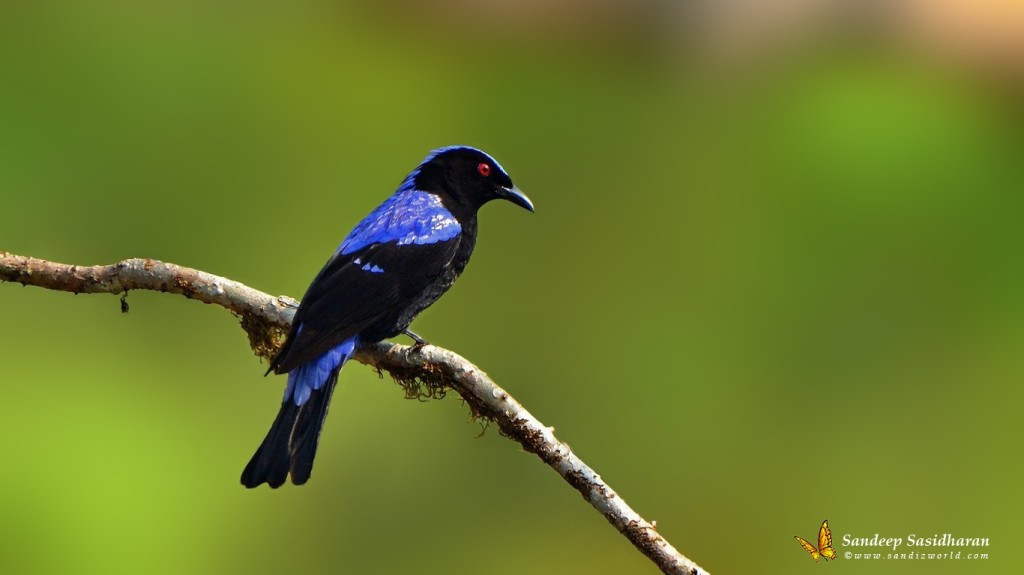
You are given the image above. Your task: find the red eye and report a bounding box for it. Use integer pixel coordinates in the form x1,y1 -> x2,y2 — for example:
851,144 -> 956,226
477,163 -> 491,177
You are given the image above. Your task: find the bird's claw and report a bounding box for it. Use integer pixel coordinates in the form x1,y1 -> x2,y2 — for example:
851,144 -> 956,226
403,329 -> 428,348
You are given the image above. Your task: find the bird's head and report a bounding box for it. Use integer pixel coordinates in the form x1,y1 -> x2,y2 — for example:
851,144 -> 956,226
412,146 -> 534,215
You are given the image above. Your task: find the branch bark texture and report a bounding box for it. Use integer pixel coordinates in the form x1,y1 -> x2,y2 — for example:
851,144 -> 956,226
1,251 -> 708,575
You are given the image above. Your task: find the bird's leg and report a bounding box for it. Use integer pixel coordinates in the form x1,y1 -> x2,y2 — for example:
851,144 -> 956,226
404,329 -> 428,348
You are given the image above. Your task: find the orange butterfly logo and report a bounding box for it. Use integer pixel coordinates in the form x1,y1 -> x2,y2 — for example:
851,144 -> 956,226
795,519 -> 838,562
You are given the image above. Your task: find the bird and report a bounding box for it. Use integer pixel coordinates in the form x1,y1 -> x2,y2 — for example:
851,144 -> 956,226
241,146 -> 533,488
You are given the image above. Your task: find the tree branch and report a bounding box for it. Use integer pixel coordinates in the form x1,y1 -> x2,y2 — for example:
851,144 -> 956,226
1,251 -> 708,575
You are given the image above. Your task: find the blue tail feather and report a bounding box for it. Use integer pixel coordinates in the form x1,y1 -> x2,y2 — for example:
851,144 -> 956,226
241,336 -> 358,488
285,336 -> 357,406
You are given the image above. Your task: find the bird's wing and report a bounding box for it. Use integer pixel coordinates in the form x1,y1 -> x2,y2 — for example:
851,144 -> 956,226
270,188 -> 462,373
270,236 -> 460,374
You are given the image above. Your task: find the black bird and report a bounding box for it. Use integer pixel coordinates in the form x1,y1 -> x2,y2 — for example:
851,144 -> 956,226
241,146 -> 533,488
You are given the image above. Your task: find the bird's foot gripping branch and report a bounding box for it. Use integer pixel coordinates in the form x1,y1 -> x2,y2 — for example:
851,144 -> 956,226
0,250 -> 708,575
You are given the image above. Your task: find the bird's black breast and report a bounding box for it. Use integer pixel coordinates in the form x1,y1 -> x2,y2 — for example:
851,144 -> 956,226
365,216 -> 478,342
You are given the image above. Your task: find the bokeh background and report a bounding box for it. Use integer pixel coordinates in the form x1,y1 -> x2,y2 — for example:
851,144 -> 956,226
1,1 -> 1021,573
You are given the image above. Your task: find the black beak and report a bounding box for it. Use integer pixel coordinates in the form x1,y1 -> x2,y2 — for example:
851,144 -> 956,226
498,185 -> 534,212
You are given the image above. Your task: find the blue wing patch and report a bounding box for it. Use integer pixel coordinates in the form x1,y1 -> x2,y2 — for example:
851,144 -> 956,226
352,257 -> 385,273
339,189 -> 461,256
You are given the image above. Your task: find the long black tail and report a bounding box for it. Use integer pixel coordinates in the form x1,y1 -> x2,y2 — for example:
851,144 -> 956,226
241,370 -> 341,488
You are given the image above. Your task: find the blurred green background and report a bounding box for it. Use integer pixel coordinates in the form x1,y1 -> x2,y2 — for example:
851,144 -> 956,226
1,1 -> 1020,574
